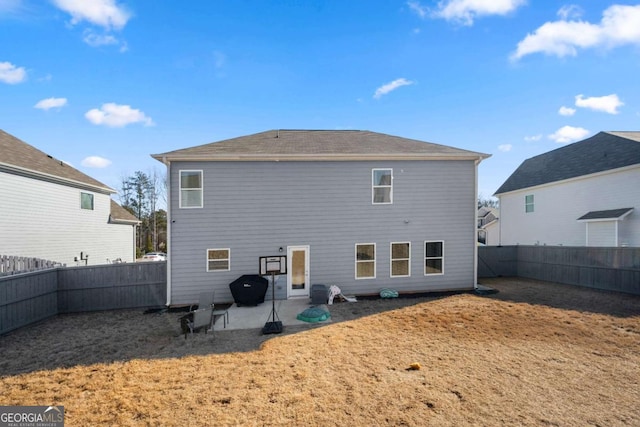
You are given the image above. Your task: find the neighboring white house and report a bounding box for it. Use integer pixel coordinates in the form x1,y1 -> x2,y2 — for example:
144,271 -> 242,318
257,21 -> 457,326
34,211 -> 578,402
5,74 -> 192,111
0,129 -> 139,265
494,131 -> 640,247
152,129 -> 490,306
477,207 -> 500,246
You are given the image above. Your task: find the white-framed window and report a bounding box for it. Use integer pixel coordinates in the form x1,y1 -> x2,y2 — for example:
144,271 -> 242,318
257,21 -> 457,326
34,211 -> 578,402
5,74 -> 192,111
525,194 -> 534,213
207,248 -> 230,271
424,241 -> 444,275
390,242 -> 411,278
80,192 -> 94,210
180,170 -> 203,208
355,243 -> 376,279
372,169 -> 393,204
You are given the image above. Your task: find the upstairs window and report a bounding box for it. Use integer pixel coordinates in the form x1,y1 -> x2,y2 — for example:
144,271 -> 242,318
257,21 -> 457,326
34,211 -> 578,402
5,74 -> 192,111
180,170 -> 203,208
525,194 -> 534,213
372,169 -> 393,204
355,243 -> 376,279
425,241 -> 444,275
391,242 -> 411,278
80,192 -> 94,210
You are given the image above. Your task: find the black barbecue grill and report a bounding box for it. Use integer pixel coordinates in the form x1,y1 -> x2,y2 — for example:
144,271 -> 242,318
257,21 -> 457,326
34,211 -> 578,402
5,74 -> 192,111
229,275 -> 268,306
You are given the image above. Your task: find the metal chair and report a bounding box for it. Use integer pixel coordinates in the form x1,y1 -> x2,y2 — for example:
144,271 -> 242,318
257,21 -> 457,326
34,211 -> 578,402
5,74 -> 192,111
179,292 -> 229,338
180,292 -> 215,338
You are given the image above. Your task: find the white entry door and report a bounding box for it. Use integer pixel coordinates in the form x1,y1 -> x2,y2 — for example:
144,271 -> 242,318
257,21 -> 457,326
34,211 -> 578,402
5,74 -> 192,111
287,246 -> 310,298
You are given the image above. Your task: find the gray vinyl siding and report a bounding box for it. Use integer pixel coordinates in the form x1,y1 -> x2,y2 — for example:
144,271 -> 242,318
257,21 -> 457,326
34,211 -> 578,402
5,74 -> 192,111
168,160 -> 477,305
0,172 -> 136,265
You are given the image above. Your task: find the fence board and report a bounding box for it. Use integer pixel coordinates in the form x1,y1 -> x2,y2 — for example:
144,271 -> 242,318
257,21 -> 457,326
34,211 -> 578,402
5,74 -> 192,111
0,270 -> 58,335
0,262 -> 166,335
0,255 -> 63,276
477,246 -> 517,277
57,263 -> 166,313
479,246 -> 640,295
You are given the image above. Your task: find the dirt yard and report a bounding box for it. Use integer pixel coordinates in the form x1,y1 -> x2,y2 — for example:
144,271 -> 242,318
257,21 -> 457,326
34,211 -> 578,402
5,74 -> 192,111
1,278 -> 639,426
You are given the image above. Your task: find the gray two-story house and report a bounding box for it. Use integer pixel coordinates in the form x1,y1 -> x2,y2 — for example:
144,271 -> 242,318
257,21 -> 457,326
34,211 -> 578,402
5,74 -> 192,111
152,130 -> 489,306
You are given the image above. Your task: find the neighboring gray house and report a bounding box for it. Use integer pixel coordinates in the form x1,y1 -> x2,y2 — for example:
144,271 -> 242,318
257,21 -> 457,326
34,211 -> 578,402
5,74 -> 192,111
0,129 -> 139,265
494,131 -> 640,247
153,129 -> 489,306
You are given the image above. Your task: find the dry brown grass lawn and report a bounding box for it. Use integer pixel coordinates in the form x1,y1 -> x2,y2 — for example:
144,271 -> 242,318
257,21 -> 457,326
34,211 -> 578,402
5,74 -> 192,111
1,278 -> 639,426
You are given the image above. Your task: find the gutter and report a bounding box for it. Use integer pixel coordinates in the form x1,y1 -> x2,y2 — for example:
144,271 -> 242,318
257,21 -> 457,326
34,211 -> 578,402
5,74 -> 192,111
151,153 -> 491,163
474,159 -> 480,290
0,162 -> 115,194
164,157 -> 172,307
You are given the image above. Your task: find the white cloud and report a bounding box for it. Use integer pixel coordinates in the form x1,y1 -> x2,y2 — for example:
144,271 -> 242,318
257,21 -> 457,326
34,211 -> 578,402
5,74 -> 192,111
498,144 -> 512,152
557,4 -> 583,20
83,29 -> 119,47
0,0 -> 22,14
81,156 -> 112,168
34,97 -> 68,110
548,125 -> 589,143
432,0 -> 526,26
512,4 -> 640,60
85,103 -> 154,127
373,78 -> 414,99
407,1 -> 428,19
524,134 -> 542,142
0,61 -> 26,84
558,106 -> 576,116
52,0 -> 131,30
575,94 -> 623,114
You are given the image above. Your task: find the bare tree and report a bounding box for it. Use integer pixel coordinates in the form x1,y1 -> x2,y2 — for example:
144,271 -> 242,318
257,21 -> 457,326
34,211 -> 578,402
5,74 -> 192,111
119,169 -> 167,255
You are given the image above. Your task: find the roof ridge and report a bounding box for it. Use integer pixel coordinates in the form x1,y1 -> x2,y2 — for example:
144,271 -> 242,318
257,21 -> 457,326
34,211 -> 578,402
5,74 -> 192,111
151,129 -> 490,162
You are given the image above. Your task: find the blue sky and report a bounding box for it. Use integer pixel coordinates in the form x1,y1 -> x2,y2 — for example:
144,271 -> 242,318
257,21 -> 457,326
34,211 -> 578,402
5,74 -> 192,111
1,0 -> 639,201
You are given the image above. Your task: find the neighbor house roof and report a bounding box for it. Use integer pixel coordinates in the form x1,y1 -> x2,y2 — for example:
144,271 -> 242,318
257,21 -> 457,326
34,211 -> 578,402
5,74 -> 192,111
109,199 -> 141,225
577,208 -> 634,222
0,129 -> 114,194
495,131 -> 640,195
151,129 -> 490,162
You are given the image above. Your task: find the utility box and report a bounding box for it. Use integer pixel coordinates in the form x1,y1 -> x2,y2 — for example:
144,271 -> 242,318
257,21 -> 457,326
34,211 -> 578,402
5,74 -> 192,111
311,284 -> 328,305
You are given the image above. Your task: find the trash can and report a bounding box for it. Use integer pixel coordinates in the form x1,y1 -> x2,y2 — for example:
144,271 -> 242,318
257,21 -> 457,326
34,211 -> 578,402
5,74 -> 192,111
311,284 -> 328,305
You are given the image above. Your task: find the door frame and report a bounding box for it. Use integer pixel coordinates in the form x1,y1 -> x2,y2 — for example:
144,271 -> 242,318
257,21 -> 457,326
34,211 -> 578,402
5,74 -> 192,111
287,245 -> 310,298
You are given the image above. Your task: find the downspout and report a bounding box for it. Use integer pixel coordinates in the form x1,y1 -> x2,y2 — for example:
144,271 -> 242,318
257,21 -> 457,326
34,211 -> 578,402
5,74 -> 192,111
163,156 -> 172,307
498,195 -> 502,246
132,224 -> 137,262
474,158 -> 480,290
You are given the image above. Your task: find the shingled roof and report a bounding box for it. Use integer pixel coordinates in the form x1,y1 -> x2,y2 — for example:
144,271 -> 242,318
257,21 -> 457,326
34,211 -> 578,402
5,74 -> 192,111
109,199 -> 140,224
495,131 -> 640,195
0,129 -> 114,193
152,129 -> 489,162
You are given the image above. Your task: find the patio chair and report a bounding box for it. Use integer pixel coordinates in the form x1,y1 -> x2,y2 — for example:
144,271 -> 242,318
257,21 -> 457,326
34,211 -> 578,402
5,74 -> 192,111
180,292 -> 215,338
179,292 -> 229,338
201,291 -> 230,330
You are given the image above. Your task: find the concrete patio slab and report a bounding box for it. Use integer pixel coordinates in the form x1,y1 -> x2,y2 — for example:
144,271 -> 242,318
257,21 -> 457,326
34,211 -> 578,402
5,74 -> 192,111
213,298 -> 331,331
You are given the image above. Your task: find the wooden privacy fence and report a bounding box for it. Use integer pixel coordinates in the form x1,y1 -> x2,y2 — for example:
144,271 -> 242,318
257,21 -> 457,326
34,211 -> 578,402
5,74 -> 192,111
479,245 -> 640,295
0,262 -> 166,335
0,255 -> 64,277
